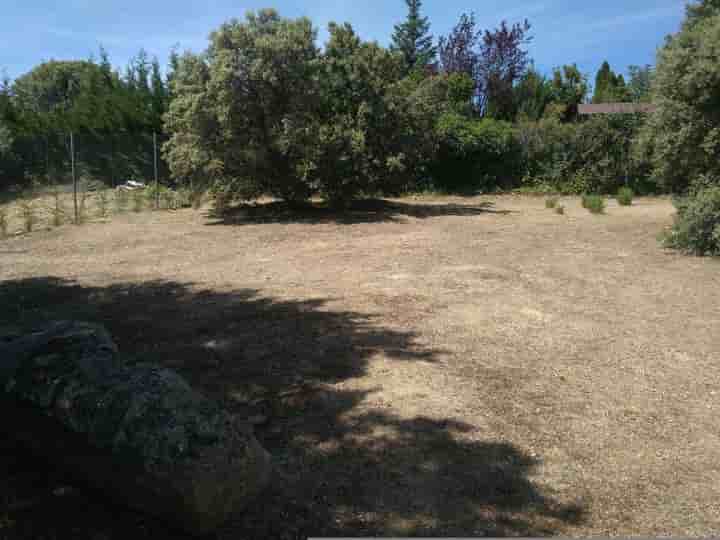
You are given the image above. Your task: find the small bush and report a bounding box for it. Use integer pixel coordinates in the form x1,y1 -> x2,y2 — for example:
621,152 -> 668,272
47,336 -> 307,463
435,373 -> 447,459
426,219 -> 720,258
555,205 -> 565,215
18,198 -> 36,232
545,197 -> 559,209
0,207 -> 7,237
583,194 -> 605,214
663,185 -> 720,256
617,187 -> 634,206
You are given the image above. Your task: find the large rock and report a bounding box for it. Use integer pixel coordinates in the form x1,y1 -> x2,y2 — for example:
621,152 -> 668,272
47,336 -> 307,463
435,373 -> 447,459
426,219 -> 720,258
0,321 -> 272,535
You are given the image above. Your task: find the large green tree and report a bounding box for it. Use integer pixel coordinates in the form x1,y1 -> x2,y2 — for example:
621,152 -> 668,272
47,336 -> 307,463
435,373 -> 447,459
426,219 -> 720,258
391,0 -> 437,75
637,0 -> 720,191
164,9 -> 320,203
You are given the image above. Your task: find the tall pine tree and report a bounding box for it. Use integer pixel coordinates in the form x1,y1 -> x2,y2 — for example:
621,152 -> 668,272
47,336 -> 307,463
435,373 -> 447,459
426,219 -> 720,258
391,0 -> 437,75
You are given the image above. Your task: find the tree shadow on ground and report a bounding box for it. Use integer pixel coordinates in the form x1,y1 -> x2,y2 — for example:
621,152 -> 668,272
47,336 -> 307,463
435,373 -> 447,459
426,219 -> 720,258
206,198 -> 513,226
0,277 -> 584,539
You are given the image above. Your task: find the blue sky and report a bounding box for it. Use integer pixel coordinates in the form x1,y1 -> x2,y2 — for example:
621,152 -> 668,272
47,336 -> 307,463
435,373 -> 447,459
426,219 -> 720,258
2,0 -> 687,82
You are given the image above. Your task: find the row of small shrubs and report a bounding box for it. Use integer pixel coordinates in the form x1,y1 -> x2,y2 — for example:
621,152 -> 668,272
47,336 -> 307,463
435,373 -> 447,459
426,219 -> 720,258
0,186 -> 203,238
543,188 -> 634,216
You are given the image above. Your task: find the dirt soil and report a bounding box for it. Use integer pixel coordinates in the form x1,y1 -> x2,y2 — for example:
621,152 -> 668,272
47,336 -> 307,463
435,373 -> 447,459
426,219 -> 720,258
1,194 -> 719,539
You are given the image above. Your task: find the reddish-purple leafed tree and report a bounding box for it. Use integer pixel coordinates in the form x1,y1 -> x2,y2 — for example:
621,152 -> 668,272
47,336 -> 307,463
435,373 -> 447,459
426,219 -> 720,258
439,14 -> 532,119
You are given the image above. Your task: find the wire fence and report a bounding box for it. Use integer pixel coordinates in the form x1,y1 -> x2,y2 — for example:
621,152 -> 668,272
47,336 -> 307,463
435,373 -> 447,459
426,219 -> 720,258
1,129 -> 175,224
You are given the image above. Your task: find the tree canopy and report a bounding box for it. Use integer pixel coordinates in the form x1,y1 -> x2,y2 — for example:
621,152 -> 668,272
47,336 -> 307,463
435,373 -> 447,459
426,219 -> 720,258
391,0 -> 437,75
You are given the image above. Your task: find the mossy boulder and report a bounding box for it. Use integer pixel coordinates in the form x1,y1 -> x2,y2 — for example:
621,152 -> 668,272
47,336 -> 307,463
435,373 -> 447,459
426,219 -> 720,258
0,321 -> 271,535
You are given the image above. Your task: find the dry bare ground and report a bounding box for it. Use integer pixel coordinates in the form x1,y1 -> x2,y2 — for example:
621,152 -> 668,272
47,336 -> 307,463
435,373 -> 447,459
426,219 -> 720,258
1,194 -> 719,538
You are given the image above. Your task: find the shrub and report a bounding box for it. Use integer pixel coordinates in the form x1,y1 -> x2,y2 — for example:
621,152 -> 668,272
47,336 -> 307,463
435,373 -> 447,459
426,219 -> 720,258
617,187 -> 634,206
518,114 -> 651,194
432,113 -> 521,192
663,185 -> 720,256
583,194 -> 605,214
555,205 -> 565,215
545,196 -> 559,209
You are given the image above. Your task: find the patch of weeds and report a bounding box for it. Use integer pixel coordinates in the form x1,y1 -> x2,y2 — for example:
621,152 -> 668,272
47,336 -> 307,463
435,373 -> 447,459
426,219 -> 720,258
176,188 -> 192,208
162,189 -> 175,210
191,191 -> 204,210
132,189 -> 145,212
212,191 -> 231,216
96,190 -> 110,218
0,207 -> 7,237
18,198 -> 36,233
583,194 -> 605,215
545,197 -> 559,209
616,187 -> 634,206
115,189 -> 128,213
49,188 -> 66,227
78,190 -> 92,224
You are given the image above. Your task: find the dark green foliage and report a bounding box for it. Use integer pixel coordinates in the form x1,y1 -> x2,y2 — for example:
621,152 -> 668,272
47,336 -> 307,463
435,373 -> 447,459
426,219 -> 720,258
518,113 -> 650,194
391,0 -> 437,74
663,185 -> 720,256
637,1 -> 720,192
549,64 -> 588,122
627,65 -> 654,102
583,194 -> 605,214
164,12 -> 442,207
514,67 -> 553,121
4,51 -> 172,192
431,113 -> 521,192
164,10 -> 320,204
616,187 -> 634,206
311,22 -> 432,206
593,61 -> 631,103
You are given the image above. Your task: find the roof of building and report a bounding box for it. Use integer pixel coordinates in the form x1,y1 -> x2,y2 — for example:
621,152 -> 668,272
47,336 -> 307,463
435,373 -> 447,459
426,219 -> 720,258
578,103 -> 657,115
